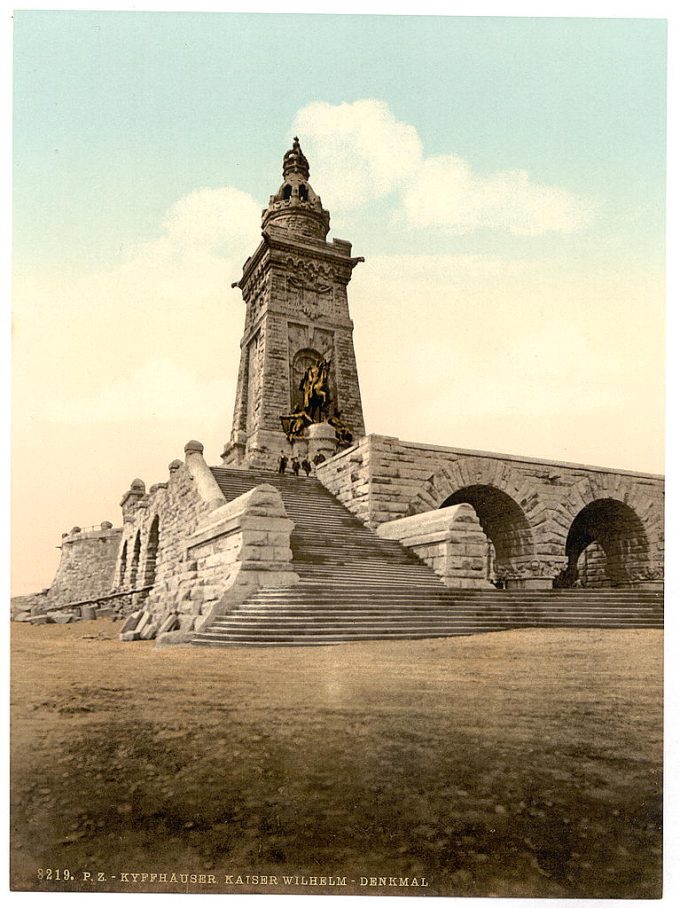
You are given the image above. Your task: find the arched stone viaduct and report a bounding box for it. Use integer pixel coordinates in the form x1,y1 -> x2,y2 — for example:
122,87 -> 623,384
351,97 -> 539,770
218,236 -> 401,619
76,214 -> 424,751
316,434 -> 664,590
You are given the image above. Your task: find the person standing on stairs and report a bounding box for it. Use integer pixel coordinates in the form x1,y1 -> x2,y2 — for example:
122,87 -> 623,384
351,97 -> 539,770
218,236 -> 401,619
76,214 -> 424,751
301,457 -> 312,476
291,456 -> 301,476
278,451 -> 288,474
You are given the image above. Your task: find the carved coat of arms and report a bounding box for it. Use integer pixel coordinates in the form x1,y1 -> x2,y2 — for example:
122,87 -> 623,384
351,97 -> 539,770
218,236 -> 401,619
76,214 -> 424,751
287,274 -> 334,320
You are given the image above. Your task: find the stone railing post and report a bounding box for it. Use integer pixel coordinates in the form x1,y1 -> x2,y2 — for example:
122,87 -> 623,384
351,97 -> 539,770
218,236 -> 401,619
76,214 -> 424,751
184,440 -> 226,511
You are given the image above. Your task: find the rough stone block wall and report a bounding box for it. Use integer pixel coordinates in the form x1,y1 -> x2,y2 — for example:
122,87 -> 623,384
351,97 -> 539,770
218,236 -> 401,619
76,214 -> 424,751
31,523 -> 123,609
377,503 -> 491,588
317,434 -> 664,588
314,437 -> 373,525
113,442 -> 298,639
180,484 -> 298,634
578,542 -> 610,587
115,467 -> 212,614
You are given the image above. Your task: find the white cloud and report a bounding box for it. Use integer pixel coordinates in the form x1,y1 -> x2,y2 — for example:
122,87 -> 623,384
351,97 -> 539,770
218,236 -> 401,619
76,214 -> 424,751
13,185 -> 260,428
159,186 -> 260,253
401,155 -> 595,235
292,99 -> 422,211
293,99 -> 594,235
121,184 -> 261,290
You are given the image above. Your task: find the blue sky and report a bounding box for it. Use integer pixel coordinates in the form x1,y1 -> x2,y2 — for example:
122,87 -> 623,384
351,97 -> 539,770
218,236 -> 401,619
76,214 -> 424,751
13,13 -> 666,267
11,11 -> 667,594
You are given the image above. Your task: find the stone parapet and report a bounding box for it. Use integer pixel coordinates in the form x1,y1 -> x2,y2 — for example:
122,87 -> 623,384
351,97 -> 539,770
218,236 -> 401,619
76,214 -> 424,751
377,504 -> 491,589
113,441 -> 300,642
181,483 -> 299,637
315,433 -> 664,589
114,441 -> 227,625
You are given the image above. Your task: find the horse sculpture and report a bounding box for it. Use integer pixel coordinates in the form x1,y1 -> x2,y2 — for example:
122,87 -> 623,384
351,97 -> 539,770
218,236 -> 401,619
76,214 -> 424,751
280,356 -> 334,442
305,358 -> 331,423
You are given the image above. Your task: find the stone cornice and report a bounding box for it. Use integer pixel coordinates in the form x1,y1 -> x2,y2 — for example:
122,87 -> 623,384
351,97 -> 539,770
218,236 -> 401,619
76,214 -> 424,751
236,231 -> 357,293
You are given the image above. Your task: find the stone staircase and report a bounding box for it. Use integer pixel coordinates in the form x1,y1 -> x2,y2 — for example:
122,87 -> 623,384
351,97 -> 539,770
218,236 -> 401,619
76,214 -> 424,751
191,468 -> 664,647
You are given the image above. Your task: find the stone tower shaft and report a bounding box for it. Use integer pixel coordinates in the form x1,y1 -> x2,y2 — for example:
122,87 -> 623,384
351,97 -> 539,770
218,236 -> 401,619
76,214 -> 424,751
222,139 -> 366,469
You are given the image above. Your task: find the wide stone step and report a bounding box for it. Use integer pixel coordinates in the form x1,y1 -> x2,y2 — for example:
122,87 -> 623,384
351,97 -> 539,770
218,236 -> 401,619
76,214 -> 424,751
202,467 -> 663,647
193,618 -> 662,646
194,625 -> 504,640
194,614 -> 661,642
233,601 -> 663,614
290,568 -> 444,580
249,604 -> 662,618
193,632 -> 486,647
210,614 -> 661,627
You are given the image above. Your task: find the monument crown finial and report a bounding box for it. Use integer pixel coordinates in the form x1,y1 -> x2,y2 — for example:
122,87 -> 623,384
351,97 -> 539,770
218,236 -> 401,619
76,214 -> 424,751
282,136 -> 310,180
263,136 -> 329,239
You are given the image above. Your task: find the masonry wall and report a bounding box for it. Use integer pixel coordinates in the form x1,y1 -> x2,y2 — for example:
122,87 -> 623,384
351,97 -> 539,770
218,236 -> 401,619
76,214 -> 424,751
11,522 -> 122,616
114,441 -> 299,641
114,455 -> 217,625
316,434 -> 664,588
222,231 -> 365,470
49,523 -> 123,603
377,504 -> 491,588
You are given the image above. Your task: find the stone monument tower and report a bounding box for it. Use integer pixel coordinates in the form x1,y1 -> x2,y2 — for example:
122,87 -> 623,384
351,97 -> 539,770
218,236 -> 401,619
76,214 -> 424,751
221,138 -> 366,469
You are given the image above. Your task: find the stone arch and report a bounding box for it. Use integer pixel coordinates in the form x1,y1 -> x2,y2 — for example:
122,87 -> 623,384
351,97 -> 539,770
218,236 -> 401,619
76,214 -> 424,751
118,539 -> 128,587
143,515 -> 160,587
563,498 -> 652,588
407,457 -> 552,584
129,531 -> 142,589
441,484 -> 534,580
555,474 -> 663,586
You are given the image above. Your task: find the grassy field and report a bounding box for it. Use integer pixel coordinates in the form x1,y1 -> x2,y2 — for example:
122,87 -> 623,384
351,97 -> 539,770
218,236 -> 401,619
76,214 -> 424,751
10,620 -> 662,898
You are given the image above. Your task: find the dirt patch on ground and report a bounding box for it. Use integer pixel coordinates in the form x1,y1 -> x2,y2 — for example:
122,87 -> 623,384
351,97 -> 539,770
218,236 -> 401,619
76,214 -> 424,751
10,621 -> 662,897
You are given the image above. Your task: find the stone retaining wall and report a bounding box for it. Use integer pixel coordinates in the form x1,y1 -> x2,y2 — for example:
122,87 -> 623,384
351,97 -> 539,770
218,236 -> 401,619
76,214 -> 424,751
317,434 -> 664,588
376,504 -> 491,588
113,441 -> 299,642
11,522 -> 123,615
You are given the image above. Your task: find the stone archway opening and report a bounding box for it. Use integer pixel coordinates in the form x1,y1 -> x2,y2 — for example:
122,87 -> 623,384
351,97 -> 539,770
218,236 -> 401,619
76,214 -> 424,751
576,541 -> 609,587
143,516 -> 160,587
118,540 -> 128,587
564,498 -> 650,588
440,484 -> 535,585
129,531 -> 142,589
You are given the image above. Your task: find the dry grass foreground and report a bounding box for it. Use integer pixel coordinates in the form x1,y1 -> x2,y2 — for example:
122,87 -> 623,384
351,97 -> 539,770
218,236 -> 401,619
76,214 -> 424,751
10,620 -> 662,898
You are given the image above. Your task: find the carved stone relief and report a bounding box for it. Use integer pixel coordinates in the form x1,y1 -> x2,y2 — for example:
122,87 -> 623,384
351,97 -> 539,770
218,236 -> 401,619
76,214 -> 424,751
284,256 -> 335,320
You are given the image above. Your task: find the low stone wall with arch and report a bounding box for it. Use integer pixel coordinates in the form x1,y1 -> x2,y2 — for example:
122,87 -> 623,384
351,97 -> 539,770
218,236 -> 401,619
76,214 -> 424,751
113,440 -> 300,639
316,433 -> 664,589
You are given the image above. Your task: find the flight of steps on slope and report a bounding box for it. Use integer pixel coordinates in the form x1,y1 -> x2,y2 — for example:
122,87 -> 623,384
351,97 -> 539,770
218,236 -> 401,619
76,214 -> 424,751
190,468 -> 663,647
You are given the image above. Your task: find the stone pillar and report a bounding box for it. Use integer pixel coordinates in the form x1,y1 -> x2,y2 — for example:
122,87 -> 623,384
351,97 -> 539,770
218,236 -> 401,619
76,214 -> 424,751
307,422 -> 337,464
120,479 -> 146,523
184,440 -> 226,511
